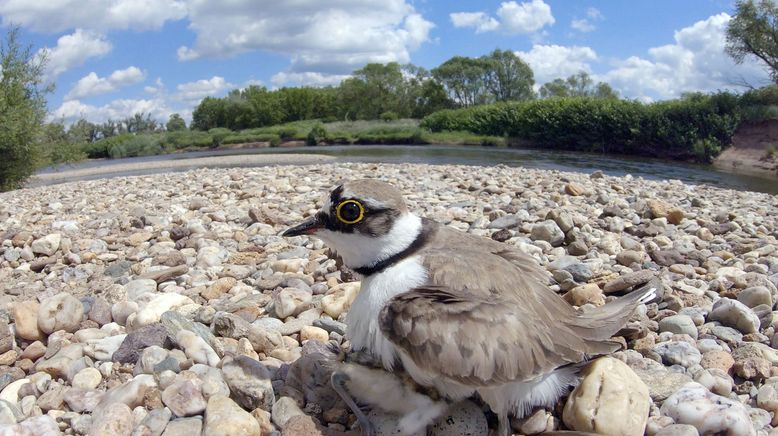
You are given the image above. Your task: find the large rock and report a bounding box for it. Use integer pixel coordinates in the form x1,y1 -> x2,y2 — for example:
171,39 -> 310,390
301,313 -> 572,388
90,402 -> 134,436
660,382 -> 754,436
38,293 -> 84,334
204,394 -> 261,436
653,341 -> 702,367
11,301 -> 43,341
709,298 -> 761,334
562,357 -> 650,436
273,287 -> 312,318
31,233 -> 61,256
112,323 -> 171,364
0,416 -> 60,435
530,220 -> 564,246
322,282 -> 360,319
162,379 -> 207,417
221,356 -> 274,411
132,293 -> 194,328
658,315 -> 698,339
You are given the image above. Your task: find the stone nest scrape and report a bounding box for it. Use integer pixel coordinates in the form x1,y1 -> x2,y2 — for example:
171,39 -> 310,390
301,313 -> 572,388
0,162 -> 776,436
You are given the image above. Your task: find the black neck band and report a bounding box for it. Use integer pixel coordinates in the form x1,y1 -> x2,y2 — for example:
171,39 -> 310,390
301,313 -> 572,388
352,220 -> 430,276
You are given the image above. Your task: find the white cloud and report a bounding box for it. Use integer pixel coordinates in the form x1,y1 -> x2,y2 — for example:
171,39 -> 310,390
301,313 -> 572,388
516,45 -> 598,84
0,0 -> 187,33
270,71 -> 349,87
571,19 -> 595,33
49,98 -> 173,125
603,13 -> 770,99
65,66 -> 145,100
178,0 -> 433,80
570,7 -> 603,33
450,12 -> 499,33
36,29 -> 112,80
174,76 -> 233,106
497,0 -> 555,34
451,0 -> 554,35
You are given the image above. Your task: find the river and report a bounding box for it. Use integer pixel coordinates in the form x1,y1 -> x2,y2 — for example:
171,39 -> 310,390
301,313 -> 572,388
36,145 -> 778,195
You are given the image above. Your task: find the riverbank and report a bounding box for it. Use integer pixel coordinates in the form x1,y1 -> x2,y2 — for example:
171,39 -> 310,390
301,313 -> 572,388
1,163 -> 777,434
714,119 -> 778,179
30,153 -> 335,186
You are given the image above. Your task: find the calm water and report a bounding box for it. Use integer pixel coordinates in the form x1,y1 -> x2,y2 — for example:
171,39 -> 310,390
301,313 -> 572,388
39,145 -> 778,195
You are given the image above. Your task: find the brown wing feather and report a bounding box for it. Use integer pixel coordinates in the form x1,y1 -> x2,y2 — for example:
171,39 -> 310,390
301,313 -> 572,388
379,223 -> 643,386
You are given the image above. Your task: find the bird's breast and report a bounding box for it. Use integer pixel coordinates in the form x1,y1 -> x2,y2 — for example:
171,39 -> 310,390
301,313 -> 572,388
345,255 -> 428,370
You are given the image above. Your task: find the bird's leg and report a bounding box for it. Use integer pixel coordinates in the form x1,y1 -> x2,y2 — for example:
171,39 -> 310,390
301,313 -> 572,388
496,412 -> 511,436
331,370 -> 375,436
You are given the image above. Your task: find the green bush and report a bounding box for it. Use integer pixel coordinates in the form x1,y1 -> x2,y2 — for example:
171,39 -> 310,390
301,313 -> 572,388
380,111 -> 399,122
306,124 -> 327,145
106,134 -> 162,159
45,142 -> 87,164
159,130 -> 213,150
421,94 -> 742,162
208,128 -> 233,147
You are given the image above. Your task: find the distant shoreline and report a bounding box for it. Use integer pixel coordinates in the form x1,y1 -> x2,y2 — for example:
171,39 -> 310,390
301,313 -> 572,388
29,153 -> 335,187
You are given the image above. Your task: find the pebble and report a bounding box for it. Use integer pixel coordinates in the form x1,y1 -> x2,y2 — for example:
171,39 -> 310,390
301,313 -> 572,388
530,220 -> 565,246
204,394 -> 262,435
709,298 -> 761,334
738,286 -> 773,308
162,379 -> 207,417
321,282 -> 360,319
603,270 -> 655,293
659,315 -> 698,339
11,301 -> 43,341
661,382 -> 754,436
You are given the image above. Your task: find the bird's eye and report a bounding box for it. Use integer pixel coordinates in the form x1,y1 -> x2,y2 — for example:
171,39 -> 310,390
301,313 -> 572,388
336,200 -> 364,224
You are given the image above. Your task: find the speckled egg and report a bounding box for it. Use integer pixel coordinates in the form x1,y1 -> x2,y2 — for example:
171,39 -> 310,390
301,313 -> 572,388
430,400 -> 489,436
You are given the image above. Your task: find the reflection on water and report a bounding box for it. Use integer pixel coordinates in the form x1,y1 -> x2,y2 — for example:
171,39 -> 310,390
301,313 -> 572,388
39,145 -> 778,195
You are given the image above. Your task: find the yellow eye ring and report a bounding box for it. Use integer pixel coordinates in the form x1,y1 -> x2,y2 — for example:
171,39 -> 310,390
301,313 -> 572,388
335,200 -> 365,224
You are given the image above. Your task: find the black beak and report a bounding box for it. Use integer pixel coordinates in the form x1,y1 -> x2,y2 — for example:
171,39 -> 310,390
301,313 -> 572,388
282,215 -> 323,237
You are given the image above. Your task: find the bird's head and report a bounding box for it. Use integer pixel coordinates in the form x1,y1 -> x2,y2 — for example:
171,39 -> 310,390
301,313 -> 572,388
283,179 -> 422,270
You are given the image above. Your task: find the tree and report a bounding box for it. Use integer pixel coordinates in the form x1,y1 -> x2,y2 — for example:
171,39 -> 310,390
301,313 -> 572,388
432,56 -> 491,107
68,118 -> 99,143
481,49 -> 535,101
123,112 -> 159,133
0,27 -> 51,191
539,71 -> 619,99
726,0 -> 778,82
166,113 -> 186,131
192,97 -> 227,130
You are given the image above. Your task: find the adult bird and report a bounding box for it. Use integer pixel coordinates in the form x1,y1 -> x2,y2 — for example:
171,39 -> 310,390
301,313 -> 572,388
283,179 -> 654,435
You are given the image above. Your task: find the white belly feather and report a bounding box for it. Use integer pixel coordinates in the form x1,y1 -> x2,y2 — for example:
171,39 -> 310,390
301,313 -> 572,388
345,255 -> 427,370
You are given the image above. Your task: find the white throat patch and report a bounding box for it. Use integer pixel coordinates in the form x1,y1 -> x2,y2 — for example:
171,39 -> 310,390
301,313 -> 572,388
317,212 -> 422,270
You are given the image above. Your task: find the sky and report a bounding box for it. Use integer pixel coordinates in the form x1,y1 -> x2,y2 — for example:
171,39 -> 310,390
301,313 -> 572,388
0,0 -> 773,126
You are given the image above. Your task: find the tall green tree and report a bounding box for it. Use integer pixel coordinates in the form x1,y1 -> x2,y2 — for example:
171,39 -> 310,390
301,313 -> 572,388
337,63 -> 407,119
539,71 -> 619,99
0,27 -> 51,191
481,49 -> 535,101
191,97 -> 227,130
166,113 -> 186,131
726,0 -> 778,82
432,56 -> 491,107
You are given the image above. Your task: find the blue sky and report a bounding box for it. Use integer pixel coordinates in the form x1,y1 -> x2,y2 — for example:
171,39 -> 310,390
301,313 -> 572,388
0,0 -> 771,125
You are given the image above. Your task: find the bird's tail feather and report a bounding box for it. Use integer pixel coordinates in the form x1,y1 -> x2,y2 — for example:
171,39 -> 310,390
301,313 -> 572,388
567,283 -> 657,342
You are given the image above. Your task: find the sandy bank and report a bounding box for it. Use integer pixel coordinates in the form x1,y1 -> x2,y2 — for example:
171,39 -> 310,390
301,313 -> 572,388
29,153 -> 336,186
